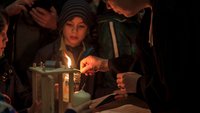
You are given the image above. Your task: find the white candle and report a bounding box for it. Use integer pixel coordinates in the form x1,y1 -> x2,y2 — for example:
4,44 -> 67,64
72,90 -> 91,106
63,74 -> 69,102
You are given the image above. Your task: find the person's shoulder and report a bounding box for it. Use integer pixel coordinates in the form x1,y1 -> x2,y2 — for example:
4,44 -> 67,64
0,101 -> 16,113
64,108 -> 76,113
85,44 -> 96,54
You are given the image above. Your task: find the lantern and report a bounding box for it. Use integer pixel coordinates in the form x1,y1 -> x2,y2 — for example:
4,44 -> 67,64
29,61 -> 80,113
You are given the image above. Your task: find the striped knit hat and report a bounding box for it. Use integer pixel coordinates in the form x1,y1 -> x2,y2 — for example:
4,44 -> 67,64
58,0 -> 94,32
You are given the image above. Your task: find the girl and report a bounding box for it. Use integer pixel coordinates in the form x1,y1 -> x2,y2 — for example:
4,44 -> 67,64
34,0 -> 96,96
0,9 -> 40,113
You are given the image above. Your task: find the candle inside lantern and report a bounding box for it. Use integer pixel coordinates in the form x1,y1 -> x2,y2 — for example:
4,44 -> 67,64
63,74 -> 69,102
64,52 -> 72,68
71,90 -> 91,106
64,52 -> 74,102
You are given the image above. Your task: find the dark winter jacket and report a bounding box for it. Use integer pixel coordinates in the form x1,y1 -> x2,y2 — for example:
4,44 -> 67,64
0,56 -> 32,113
109,1 -> 198,112
94,10 -> 141,98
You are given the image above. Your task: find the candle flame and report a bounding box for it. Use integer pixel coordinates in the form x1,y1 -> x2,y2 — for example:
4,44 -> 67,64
64,52 -> 71,68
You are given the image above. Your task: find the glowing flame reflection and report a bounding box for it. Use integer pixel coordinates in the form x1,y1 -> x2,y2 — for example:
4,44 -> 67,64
64,52 -> 71,68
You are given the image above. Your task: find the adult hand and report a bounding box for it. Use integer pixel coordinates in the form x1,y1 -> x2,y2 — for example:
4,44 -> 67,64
29,6 -> 57,30
67,100 -> 92,113
80,56 -> 109,76
116,72 -> 141,94
5,0 -> 34,16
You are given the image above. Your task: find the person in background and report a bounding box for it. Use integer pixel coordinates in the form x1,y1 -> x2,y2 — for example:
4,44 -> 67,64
34,0 -> 96,96
1,0 -> 58,90
92,0 -> 143,98
0,9 -> 41,113
80,0 -> 198,113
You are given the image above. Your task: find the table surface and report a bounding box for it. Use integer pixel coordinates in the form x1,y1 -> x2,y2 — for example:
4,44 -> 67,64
93,94 -> 149,112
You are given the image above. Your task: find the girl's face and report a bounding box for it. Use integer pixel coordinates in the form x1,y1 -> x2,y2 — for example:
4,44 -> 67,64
0,24 -> 8,57
63,16 -> 88,47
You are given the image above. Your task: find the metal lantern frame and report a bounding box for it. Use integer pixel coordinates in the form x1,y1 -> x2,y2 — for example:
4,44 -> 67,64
30,66 -> 79,113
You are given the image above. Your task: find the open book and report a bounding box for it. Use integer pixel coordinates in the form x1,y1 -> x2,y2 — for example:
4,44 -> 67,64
90,93 -> 151,113
96,104 -> 151,113
90,93 -> 116,109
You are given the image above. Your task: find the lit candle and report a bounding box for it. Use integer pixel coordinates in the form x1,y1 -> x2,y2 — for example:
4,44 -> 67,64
63,74 -> 69,102
64,52 -> 74,102
71,90 -> 91,106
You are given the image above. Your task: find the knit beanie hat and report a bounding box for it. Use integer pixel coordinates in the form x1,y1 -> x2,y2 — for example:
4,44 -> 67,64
58,0 -> 94,32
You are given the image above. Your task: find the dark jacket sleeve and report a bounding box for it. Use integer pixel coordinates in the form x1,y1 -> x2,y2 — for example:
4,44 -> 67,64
14,72 -> 32,109
0,57 -> 32,112
108,55 -> 142,74
65,109 -> 77,113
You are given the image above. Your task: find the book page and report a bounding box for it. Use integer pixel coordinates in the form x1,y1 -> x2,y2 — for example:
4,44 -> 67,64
96,104 -> 151,113
90,93 -> 115,109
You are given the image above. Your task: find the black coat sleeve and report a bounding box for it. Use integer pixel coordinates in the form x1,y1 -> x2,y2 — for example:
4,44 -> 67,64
108,54 -> 143,75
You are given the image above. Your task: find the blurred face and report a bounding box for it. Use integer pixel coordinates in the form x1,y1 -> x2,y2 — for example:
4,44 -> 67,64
0,24 -> 8,57
63,17 -> 88,47
105,0 -> 149,17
